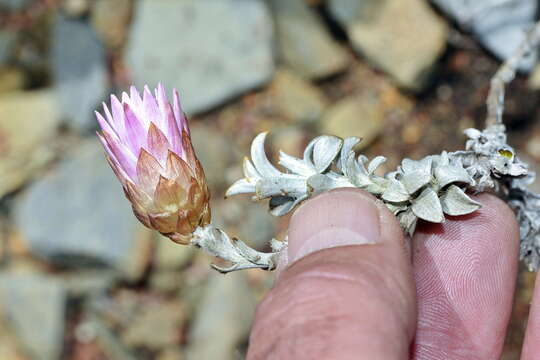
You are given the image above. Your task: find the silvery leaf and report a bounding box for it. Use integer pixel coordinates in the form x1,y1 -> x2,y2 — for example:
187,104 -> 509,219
344,152 -> 360,180
401,170 -> 432,194
508,163 -> 528,177
243,158 -> 260,179
225,179 -> 257,197
401,157 -> 432,175
339,137 -> 361,174
307,173 -> 353,195
412,188 -> 444,223
385,202 -> 408,215
382,180 -> 410,202
358,155 -> 369,168
279,151 -> 315,177
464,128 -> 482,139
438,151 -> 450,167
368,156 -> 387,175
434,164 -> 473,188
256,175 -> 306,199
345,153 -> 370,187
302,137 -> 319,169
313,136 -> 342,173
251,132 -> 282,178
440,185 -> 481,216
366,177 -> 389,195
326,172 -> 355,187
398,210 -> 418,237
354,173 -> 373,188
401,158 -> 415,173
307,174 -> 335,195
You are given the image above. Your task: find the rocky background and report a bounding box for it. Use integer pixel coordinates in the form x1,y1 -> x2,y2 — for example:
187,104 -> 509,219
0,0 -> 539,359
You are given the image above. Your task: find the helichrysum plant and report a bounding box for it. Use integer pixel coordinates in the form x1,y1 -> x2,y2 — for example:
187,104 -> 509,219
97,23 -> 540,273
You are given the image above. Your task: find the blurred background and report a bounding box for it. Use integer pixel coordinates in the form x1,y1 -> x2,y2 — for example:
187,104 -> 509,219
0,0 -> 539,358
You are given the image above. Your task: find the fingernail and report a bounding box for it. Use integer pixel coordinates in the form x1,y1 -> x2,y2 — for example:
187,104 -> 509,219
287,189 -> 381,265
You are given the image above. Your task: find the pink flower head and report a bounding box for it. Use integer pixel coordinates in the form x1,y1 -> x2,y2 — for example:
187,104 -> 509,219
96,84 -> 210,243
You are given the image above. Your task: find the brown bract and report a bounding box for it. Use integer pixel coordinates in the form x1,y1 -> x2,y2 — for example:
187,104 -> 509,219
106,129 -> 211,245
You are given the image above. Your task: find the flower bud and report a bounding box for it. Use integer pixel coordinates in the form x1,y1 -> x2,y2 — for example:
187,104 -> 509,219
96,84 -> 211,244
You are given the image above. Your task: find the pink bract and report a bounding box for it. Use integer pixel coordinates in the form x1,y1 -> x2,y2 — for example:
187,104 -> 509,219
96,84 -> 210,243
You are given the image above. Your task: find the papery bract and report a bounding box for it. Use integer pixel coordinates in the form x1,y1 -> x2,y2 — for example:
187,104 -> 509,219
96,84 -> 210,244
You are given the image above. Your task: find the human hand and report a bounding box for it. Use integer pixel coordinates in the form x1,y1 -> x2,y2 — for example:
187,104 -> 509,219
247,188 -> 537,359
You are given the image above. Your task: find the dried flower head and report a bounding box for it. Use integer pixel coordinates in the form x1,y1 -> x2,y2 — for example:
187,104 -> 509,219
95,84 -> 211,244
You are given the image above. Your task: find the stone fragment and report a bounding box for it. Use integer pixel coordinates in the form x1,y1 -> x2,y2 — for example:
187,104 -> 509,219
213,199 -> 277,250
186,272 -> 256,360
0,31 -> 15,65
121,300 -> 185,350
0,321 -> 22,360
91,0 -> 132,49
52,13 -> 107,132
0,67 -> 25,93
13,140 -> 152,280
320,96 -> 383,150
126,0 -> 274,114
154,233 -> 196,270
0,0 -> 34,10
432,0 -> 537,71
190,124 -> 240,190
271,126 -> 306,157
0,90 -> 60,199
270,0 -> 349,79
157,348 -> 185,360
269,69 -> 328,123
149,270 -> 184,293
0,273 -> 66,360
60,270 -> 118,296
61,0 -> 91,17
329,0 -> 448,90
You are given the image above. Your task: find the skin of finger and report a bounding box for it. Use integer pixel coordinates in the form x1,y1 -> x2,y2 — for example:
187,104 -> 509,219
247,190 -> 416,360
520,270 -> 540,359
412,194 -> 519,360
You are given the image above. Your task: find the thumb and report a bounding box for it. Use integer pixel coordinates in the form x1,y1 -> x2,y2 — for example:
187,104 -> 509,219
247,189 -> 416,360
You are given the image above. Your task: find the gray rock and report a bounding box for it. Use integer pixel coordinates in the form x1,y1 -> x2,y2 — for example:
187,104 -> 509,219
13,140 -> 151,279
269,69 -> 328,123
0,321 -> 22,360
52,13 -> 107,132
126,0 -> 274,115
0,67 -> 25,93
154,233 -> 196,270
0,0 -> 34,10
121,300 -> 185,350
61,0 -> 91,17
239,202 -> 276,250
0,273 -> 66,360
149,269 -> 184,293
91,0 -> 132,49
213,199 -> 276,250
0,90 -> 60,199
190,124 -> 240,190
329,0 -> 448,90
60,270 -> 118,296
83,313 -> 137,360
0,31 -> 15,65
432,0 -> 537,70
157,348 -> 184,360
320,95 -> 383,150
186,272 -> 256,360
270,0 -> 350,79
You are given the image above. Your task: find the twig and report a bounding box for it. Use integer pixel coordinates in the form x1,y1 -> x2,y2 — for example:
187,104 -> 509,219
486,22 -> 540,127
